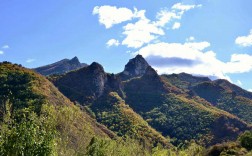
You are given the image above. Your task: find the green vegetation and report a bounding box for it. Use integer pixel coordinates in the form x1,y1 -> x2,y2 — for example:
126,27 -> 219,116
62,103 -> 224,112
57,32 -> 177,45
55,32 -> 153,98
0,106 -> 56,156
238,131 -> 252,151
143,94 -> 215,145
2,58 -> 252,155
0,62 -> 111,155
163,73 -> 252,125
91,92 -> 171,149
191,81 -> 252,124
124,72 -> 250,146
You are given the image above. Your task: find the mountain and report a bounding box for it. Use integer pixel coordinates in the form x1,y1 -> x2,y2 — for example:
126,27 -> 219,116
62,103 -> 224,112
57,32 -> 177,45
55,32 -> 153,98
34,56 -> 87,76
163,73 -> 252,124
118,54 -> 150,81
50,62 -> 172,148
2,55 -> 252,155
91,92 -> 172,148
161,73 -> 211,91
191,80 -> 252,124
50,55 -> 252,147
0,62 -> 115,155
51,62 -> 124,104
123,64 -> 250,146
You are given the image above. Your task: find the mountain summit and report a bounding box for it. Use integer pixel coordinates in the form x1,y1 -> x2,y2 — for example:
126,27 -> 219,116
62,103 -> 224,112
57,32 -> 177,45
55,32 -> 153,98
34,56 -> 87,76
118,54 -> 150,80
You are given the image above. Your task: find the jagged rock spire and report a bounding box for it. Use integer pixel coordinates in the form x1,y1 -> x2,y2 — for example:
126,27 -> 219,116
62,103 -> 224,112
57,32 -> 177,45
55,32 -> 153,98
122,54 -> 149,78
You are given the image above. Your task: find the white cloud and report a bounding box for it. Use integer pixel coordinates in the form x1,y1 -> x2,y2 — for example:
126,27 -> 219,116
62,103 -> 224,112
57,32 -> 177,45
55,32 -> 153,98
186,36 -> 195,42
122,10 -> 165,48
224,54 -> 252,73
155,10 -> 179,27
172,22 -> 181,29
184,41 -> 210,50
0,50 -> 3,55
94,4 -> 202,49
26,59 -> 35,63
235,29 -> 252,47
172,3 -> 202,12
106,39 -> 120,47
135,41 -> 252,80
121,5 -> 201,48
2,45 -> 9,49
93,5 -> 135,29
248,89 -> 252,92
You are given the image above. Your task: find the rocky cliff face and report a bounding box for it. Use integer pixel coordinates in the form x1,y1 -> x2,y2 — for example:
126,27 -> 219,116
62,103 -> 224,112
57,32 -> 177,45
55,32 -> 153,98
118,55 -> 150,80
89,62 -> 108,97
34,56 -> 87,76
52,62 -> 123,104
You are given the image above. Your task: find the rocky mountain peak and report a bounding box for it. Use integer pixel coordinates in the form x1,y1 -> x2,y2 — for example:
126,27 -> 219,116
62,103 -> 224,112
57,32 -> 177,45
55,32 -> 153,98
89,62 -> 105,72
121,54 -> 149,79
69,56 -> 80,64
144,66 -> 158,77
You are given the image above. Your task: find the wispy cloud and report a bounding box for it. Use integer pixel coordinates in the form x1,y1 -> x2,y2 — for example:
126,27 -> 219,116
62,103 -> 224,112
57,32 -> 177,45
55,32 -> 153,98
0,45 -> 9,55
26,59 -> 36,63
172,3 -> 202,12
106,39 -> 120,47
2,45 -> 9,49
235,29 -> 252,47
186,36 -> 195,42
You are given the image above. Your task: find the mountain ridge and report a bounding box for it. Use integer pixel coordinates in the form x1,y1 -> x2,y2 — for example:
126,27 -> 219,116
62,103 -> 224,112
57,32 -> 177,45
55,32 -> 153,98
34,56 -> 88,76
49,55 -> 252,146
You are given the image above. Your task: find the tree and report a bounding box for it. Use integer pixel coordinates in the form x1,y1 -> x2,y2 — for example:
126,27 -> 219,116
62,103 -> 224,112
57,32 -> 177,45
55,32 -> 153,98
0,108 -> 56,156
239,131 -> 252,151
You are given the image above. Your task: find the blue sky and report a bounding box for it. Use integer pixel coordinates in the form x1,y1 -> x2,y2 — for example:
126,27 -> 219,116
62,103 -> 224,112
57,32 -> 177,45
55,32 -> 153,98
0,0 -> 252,90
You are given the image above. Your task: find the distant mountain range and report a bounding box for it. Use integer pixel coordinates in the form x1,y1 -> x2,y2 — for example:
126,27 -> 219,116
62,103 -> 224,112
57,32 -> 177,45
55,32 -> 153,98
33,56 -> 88,75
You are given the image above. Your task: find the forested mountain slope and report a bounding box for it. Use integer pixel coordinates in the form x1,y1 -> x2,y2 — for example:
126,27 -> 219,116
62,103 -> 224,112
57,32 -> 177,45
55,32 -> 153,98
51,55 -> 252,147
0,62 -> 114,155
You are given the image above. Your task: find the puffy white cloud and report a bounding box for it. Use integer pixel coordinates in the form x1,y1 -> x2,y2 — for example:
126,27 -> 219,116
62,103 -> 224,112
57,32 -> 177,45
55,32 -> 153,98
26,59 -> 35,63
235,29 -> 252,47
2,45 -> 9,49
0,50 -> 3,55
106,39 -> 120,47
122,10 -> 165,48
136,41 -> 252,80
224,54 -> 252,73
172,22 -> 181,29
155,10 -> 179,27
248,89 -> 252,92
93,5 -> 135,28
94,4 -> 202,49
121,4 -> 201,48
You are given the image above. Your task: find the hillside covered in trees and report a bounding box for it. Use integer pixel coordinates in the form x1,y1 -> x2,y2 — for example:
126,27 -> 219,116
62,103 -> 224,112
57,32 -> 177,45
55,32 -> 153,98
1,55 -> 252,155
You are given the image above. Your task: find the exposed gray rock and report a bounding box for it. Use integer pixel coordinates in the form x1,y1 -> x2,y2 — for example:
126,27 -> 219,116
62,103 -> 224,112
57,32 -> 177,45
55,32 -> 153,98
118,55 -> 150,80
89,62 -> 107,97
